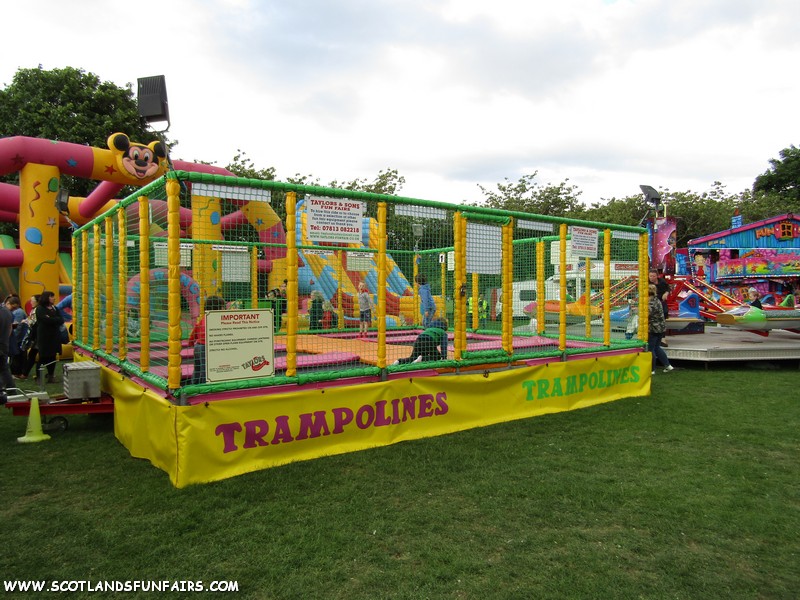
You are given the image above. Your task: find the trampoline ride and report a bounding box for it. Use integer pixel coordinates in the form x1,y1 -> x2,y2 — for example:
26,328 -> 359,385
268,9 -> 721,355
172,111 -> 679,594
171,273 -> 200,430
1,132 -> 652,487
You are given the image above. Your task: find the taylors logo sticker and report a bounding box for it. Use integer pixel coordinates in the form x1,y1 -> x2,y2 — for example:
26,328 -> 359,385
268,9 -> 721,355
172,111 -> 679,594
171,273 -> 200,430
242,355 -> 270,372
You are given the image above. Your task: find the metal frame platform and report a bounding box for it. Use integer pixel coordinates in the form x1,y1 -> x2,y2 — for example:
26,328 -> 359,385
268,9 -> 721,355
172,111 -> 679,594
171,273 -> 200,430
664,326 -> 800,363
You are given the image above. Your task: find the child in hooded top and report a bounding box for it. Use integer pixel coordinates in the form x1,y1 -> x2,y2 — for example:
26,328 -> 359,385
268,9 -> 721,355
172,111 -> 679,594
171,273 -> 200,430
393,318 -> 449,365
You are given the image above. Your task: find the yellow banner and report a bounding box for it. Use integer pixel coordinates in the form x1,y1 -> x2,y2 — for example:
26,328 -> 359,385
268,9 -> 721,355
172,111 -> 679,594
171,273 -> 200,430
115,352 -> 650,487
112,375 -> 178,477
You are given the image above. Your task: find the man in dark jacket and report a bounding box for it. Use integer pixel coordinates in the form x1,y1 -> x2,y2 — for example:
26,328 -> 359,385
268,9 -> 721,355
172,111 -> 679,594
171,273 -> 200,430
648,268 -> 670,316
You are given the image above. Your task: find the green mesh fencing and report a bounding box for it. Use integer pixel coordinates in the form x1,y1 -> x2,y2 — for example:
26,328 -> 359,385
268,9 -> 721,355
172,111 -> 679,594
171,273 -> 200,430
72,171 -> 647,401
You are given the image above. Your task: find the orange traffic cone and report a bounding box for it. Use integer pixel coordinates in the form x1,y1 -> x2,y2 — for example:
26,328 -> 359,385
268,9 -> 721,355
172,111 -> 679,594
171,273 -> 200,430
17,397 -> 51,443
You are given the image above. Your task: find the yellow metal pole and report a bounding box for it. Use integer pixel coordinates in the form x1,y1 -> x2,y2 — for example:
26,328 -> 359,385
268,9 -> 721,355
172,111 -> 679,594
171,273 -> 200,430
584,256 -> 592,338
72,236 -> 79,346
285,192 -> 297,377
536,240 -> 545,335
81,231 -> 89,343
92,223 -> 101,350
639,233 -> 649,342
459,215 -> 468,352
413,251 -> 420,327
502,221 -> 514,355
251,246 -> 259,309
559,223 -> 567,352
336,250 -> 344,330
118,209 -> 128,361
105,217 -> 114,354
471,271 -> 479,330
453,213 -> 463,360
138,195 -> 151,373
440,254 -> 447,321
166,179 -> 182,390
603,229 -> 612,346
377,202 -> 387,368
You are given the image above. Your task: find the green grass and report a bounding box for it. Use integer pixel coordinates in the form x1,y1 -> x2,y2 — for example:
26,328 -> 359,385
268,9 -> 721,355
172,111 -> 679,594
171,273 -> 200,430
1,361 -> 798,599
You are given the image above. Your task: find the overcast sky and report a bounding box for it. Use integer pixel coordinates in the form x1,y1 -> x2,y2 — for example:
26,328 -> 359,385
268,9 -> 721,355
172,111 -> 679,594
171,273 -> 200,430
3,0 -> 798,205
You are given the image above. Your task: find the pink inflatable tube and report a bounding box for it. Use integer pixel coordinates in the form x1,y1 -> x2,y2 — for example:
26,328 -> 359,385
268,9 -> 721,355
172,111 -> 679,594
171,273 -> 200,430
0,182 -> 20,213
0,135 -> 238,220
0,136 -> 95,178
0,248 -> 23,267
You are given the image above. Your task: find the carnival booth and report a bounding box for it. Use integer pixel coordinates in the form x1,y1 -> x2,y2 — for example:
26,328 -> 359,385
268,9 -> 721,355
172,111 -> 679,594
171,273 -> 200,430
687,213 -> 800,305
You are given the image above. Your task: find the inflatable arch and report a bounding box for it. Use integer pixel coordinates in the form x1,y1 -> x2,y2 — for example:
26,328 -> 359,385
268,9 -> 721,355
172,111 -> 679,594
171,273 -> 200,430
126,268 -> 202,322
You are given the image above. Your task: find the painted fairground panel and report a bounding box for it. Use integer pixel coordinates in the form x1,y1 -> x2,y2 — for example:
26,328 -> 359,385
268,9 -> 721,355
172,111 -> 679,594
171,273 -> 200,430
687,214 -> 800,299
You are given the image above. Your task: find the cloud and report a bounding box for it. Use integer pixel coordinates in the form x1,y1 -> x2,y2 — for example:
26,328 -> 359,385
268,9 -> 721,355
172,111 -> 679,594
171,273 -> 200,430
1,0 -> 798,207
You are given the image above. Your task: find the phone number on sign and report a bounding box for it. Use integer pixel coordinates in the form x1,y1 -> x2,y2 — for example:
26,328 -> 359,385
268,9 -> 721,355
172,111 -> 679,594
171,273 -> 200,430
321,225 -> 358,233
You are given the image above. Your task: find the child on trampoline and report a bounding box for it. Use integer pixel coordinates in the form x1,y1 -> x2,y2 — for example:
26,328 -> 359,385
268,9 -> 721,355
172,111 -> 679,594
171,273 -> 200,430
358,282 -> 373,338
393,318 -> 449,365
187,295 -> 227,384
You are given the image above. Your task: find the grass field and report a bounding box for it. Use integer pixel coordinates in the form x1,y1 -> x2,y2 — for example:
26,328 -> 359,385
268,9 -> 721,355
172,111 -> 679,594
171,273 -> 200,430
1,360 -> 798,599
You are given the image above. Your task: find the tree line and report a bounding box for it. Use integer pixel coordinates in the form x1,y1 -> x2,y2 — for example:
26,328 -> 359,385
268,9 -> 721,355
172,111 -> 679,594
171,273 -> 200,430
1,66 -> 798,247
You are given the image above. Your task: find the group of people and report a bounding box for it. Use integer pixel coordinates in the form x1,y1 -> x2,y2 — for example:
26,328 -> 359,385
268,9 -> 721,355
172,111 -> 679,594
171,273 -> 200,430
0,290 -> 65,399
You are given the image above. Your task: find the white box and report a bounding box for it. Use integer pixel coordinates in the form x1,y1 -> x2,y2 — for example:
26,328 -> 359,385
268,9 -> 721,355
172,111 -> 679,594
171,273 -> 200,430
63,361 -> 102,400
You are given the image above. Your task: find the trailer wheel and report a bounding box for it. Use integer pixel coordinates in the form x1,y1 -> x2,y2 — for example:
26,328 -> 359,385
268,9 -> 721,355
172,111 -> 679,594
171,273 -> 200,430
48,416 -> 69,432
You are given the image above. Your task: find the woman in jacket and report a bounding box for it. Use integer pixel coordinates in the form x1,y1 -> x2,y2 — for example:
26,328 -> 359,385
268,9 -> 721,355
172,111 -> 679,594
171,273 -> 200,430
18,294 -> 40,380
34,290 -> 64,383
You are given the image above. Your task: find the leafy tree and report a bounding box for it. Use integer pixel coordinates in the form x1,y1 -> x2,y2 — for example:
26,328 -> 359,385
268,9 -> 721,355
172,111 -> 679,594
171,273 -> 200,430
753,145 -> 800,203
735,187 -> 797,223
329,168 -> 406,197
0,65 -> 164,199
224,150 -> 276,181
0,66 -> 156,155
582,194 -> 650,228
476,172 -> 585,219
329,168 -> 407,222
649,184 -> 736,246
581,183 -> 750,246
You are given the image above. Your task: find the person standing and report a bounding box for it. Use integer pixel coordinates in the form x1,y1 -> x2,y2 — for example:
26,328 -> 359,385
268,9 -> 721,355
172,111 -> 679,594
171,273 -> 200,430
648,284 -> 673,374
477,293 -> 488,329
625,298 -> 639,340
19,294 -> 40,380
466,294 -> 488,329
34,290 -> 64,384
6,295 -> 27,377
357,282 -> 373,338
308,290 -> 324,330
188,295 -> 226,385
416,273 -> 436,327
0,300 -> 15,392
321,300 -> 335,329
649,268 -> 671,347
267,280 -> 288,332
648,268 -> 670,317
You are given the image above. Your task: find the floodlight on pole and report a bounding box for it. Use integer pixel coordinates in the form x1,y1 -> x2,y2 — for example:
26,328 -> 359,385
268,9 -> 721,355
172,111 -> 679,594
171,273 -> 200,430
137,75 -> 170,133
639,184 -> 661,208
637,184 -> 663,229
